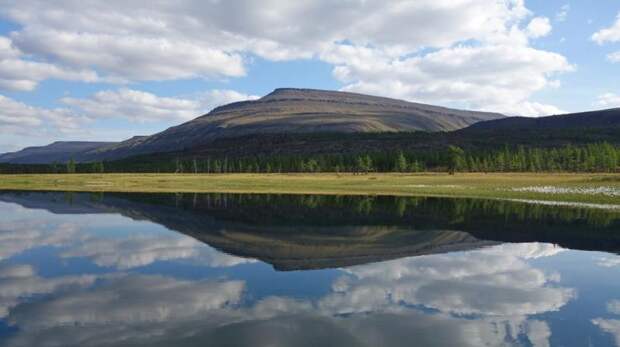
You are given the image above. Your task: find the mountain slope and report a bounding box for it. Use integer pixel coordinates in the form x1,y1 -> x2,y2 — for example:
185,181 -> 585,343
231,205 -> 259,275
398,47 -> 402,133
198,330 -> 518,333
80,88 -> 504,161
462,108 -> 620,132
0,141 -> 116,164
103,107 -> 620,168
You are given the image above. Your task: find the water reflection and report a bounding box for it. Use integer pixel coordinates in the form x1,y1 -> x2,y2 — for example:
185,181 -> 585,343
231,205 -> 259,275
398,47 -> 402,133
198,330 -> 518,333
0,191 -> 618,346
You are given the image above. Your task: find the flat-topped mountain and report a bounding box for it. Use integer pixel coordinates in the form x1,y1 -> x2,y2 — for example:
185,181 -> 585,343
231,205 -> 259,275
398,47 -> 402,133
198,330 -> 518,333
0,141 -> 115,164
4,89 -> 619,166
78,88 -> 504,161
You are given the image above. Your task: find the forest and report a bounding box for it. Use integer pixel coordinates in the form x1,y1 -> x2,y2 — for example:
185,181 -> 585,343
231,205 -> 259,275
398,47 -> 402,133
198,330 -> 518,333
1,142 -> 618,174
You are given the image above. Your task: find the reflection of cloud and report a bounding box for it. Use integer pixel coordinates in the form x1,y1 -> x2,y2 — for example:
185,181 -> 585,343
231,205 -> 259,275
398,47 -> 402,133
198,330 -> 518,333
0,202 -> 254,269
609,300 -> 620,315
1,243 -> 571,346
9,274 -> 244,329
482,242 -> 565,259
60,234 -> 253,269
593,319 -> 620,346
592,299 -> 620,346
5,301 -> 553,347
0,264 -> 97,318
326,243 -> 573,316
3,273 -> 246,347
597,257 -> 620,268
0,220 -> 80,260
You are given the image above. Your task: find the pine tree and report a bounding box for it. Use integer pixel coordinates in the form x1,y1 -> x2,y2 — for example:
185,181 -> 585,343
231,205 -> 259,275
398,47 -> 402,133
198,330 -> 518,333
447,146 -> 464,175
394,151 -> 408,172
66,159 -> 76,174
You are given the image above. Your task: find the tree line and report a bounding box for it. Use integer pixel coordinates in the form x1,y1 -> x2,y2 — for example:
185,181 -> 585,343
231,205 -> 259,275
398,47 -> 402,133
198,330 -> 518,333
0,142 -> 618,174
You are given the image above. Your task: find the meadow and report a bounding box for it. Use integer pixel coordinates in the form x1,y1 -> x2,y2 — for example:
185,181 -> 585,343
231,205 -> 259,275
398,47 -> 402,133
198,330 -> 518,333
0,172 -> 619,206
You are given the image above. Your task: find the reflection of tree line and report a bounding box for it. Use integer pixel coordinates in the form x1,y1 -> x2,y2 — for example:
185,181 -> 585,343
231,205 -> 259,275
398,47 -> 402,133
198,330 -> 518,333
92,192 -> 620,230
4,190 -> 620,264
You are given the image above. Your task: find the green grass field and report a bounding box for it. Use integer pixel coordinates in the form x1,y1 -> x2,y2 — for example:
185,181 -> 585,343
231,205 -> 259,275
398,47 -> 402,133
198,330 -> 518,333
1,173 -> 619,206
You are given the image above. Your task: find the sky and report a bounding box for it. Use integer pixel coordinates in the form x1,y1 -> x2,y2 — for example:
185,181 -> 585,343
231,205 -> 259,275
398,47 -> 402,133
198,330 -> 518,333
0,0 -> 619,153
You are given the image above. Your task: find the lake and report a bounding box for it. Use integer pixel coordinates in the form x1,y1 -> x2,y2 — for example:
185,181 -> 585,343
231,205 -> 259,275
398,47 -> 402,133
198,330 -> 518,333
0,191 -> 619,346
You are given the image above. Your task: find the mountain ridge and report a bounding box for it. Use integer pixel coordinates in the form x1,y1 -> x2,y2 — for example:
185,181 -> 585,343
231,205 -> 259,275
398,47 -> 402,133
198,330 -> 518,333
2,89 -> 619,165
0,141 -> 116,164
74,88 -> 504,162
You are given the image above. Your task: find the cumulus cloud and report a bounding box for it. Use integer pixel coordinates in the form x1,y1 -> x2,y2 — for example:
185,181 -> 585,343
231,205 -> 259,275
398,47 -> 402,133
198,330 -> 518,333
592,13 -> 620,44
329,44 -> 572,116
0,88 -> 256,151
0,36 -> 98,91
595,93 -> 620,109
526,17 -> 552,38
61,89 -> 258,123
0,0 -> 571,117
0,94 -> 93,152
0,94 -> 87,133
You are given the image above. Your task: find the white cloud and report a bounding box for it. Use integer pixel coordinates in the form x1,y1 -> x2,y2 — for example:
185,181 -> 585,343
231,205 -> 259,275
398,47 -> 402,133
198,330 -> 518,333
61,88 -> 257,123
0,88 -> 256,151
607,51 -> 620,63
329,44 -> 572,116
555,4 -> 570,22
526,17 -> 552,38
0,0 -> 571,117
0,36 -> 98,91
592,13 -> 620,44
595,93 -> 620,109
0,94 -> 90,152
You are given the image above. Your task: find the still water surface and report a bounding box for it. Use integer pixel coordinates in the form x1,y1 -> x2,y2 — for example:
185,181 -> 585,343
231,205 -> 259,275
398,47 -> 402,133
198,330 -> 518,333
0,191 -> 619,346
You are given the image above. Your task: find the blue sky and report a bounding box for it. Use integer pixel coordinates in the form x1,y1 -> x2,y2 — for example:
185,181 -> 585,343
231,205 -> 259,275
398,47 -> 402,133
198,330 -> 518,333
0,0 -> 619,152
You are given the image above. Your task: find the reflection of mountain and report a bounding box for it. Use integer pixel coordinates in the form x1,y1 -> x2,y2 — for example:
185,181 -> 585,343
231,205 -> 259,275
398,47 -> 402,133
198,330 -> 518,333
0,191 -> 619,270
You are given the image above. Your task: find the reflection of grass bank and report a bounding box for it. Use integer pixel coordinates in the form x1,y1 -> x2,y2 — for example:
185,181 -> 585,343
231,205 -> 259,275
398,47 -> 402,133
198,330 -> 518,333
0,173 -> 619,205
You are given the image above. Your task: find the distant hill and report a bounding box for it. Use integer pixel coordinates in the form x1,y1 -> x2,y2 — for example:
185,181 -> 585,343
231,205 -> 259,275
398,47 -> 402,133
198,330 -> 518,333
463,108 -> 620,132
77,88 -> 504,162
0,141 -> 116,164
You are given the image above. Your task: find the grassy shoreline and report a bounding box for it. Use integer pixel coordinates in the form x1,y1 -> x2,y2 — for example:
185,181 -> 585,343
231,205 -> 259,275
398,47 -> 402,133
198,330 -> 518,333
1,172 -> 619,205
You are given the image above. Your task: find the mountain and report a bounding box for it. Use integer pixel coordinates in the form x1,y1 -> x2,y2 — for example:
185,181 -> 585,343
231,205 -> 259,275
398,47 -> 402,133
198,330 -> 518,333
0,141 -> 116,164
77,88 -> 504,162
463,107 -> 620,132
4,90 -> 619,166
98,106 -> 620,169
